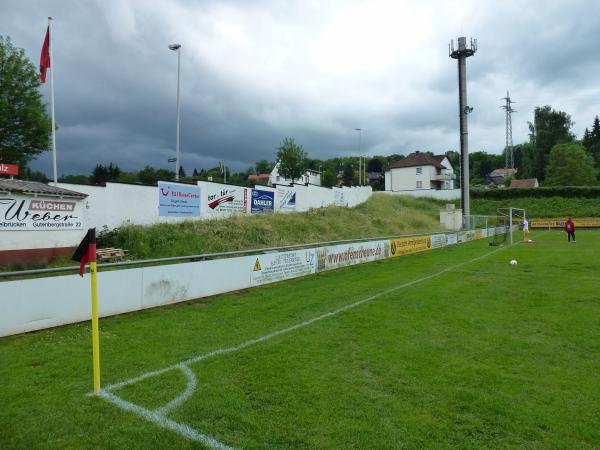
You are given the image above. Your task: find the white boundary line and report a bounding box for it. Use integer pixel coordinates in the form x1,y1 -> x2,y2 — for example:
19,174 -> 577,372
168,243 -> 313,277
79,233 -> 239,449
95,245 -> 507,449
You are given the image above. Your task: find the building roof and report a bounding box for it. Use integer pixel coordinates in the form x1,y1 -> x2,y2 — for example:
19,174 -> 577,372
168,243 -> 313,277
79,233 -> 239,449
489,167 -> 518,177
0,179 -> 87,198
388,152 -> 446,170
510,178 -> 538,188
248,174 -> 270,181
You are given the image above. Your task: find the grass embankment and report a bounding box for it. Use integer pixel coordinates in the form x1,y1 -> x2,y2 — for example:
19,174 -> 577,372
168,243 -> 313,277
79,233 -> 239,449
470,197 -> 600,218
2,232 -> 600,449
98,194 -> 445,259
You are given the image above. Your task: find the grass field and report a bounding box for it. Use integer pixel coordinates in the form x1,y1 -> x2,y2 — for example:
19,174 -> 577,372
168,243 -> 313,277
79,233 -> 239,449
2,231 -> 600,449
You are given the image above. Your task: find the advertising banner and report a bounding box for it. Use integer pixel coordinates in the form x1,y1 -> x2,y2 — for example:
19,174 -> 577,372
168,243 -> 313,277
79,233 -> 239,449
446,233 -> 458,245
0,195 -> 84,231
204,183 -> 248,216
457,230 -> 476,242
530,218 -> 600,228
251,189 -> 274,213
333,189 -> 346,207
430,233 -> 448,249
277,186 -> 296,212
158,182 -> 201,217
251,249 -> 316,286
388,235 -> 432,257
0,163 -> 19,176
315,240 -> 390,272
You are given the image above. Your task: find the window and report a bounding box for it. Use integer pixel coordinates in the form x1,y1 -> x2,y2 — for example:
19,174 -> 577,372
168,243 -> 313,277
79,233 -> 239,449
276,176 -> 280,181
416,167 -> 422,175
416,181 -> 423,189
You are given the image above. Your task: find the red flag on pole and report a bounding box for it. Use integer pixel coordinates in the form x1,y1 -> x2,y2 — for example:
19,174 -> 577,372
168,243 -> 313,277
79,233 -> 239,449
72,229 -> 97,277
40,26 -> 50,83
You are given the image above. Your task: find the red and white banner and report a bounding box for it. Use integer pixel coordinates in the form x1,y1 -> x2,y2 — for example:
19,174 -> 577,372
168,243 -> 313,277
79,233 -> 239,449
0,163 -> 19,176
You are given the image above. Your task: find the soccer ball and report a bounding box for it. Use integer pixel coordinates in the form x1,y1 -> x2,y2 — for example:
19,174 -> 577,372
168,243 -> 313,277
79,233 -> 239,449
510,259 -> 518,265
528,239 -> 533,243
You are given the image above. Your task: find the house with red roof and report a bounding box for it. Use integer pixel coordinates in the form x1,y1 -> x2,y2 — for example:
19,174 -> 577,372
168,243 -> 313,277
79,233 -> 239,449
384,152 -> 456,192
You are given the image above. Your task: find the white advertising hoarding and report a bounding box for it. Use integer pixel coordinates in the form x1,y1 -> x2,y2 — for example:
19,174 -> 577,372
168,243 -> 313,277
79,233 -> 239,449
315,240 -> 390,272
251,249 -> 316,286
276,186 -> 297,212
201,182 -> 249,217
0,195 -> 85,231
158,181 -> 201,217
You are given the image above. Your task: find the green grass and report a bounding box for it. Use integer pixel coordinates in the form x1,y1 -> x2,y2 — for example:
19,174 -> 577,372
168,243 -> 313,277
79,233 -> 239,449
2,231 -> 600,449
470,196 -> 600,218
97,194 -> 446,259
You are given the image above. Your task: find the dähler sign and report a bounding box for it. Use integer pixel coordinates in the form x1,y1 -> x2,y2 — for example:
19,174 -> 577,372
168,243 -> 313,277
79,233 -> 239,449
0,195 -> 83,230
251,189 -> 274,213
158,182 -> 201,217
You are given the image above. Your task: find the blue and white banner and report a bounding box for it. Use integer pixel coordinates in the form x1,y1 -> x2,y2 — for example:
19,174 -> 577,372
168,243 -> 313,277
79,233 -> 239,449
277,187 -> 296,211
158,181 -> 201,217
251,189 -> 274,213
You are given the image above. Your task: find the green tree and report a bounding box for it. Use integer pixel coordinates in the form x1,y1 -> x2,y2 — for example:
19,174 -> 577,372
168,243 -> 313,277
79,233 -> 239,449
275,137 -> 308,184
59,174 -> 89,184
523,106 -> 575,181
178,166 -> 186,179
22,167 -> 49,183
544,143 -> 597,186
321,168 -> 337,188
342,164 -> 355,186
582,116 -> 600,171
366,157 -> 383,173
0,36 -> 51,167
89,163 -> 121,185
255,159 -> 272,174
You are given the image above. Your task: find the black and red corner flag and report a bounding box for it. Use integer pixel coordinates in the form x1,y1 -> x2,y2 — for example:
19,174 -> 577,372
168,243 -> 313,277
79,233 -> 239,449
39,26 -> 50,83
72,228 -> 97,277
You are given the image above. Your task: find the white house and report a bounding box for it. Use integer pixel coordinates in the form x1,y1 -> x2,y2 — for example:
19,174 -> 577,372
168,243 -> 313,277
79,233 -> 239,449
384,152 -> 455,192
269,162 -> 322,186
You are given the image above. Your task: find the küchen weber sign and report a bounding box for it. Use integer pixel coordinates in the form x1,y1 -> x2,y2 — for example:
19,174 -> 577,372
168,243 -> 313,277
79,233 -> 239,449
0,196 -> 84,230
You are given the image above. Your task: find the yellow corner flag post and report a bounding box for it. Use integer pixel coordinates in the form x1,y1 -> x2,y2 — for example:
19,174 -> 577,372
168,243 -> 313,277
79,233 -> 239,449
72,228 -> 101,394
90,260 -> 101,394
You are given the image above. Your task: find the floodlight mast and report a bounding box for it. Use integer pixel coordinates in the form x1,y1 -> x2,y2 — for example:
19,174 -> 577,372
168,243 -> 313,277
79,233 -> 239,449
449,37 -> 477,222
169,43 -> 182,181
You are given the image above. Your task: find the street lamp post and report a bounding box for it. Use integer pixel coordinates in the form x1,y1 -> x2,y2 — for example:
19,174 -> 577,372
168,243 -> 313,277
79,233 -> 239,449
169,43 -> 182,181
354,128 -> 362,185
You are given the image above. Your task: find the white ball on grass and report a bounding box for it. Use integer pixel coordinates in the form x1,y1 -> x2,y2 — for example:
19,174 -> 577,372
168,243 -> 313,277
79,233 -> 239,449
510,259 -> 518,265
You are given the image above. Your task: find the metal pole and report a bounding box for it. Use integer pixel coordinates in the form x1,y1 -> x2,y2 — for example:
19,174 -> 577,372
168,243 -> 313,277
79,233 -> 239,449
458,52 -> 470,217
509,207 -> 513,245
48,17 -> 58,185
175,47 -> 181,181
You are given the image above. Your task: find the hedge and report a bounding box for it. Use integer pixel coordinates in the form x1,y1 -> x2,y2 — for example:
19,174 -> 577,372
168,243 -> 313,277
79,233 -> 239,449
470,186 -> 600,200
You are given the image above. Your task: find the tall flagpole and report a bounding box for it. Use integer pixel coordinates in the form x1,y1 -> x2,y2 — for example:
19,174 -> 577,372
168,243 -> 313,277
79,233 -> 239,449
48,17 -> 58,185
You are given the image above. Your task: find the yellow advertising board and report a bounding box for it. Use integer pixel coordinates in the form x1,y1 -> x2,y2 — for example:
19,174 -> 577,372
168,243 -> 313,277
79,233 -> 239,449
389,235 -> 432,258
530,218 -> 600,228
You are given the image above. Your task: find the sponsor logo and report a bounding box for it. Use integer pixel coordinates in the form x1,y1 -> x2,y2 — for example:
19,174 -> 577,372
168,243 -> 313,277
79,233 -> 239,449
208,194 -> 235,209
28,200 -> 75,212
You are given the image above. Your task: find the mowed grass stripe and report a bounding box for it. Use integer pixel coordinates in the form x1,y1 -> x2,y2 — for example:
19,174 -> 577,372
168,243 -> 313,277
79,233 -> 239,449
1,231 -> 599,449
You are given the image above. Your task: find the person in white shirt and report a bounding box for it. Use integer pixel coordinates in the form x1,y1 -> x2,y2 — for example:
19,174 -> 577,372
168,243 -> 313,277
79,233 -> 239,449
522,218 -> 530,241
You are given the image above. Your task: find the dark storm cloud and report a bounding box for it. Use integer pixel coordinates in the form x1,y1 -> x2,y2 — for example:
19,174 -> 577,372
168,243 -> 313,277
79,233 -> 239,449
1,0 -> 599,176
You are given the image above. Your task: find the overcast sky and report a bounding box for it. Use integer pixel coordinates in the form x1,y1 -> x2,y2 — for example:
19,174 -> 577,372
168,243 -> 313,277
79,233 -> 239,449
2,0 -> 599,175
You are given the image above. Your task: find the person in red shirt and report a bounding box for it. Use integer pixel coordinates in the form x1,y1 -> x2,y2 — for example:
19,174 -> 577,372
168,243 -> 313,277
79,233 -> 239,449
565,217 -> 576,242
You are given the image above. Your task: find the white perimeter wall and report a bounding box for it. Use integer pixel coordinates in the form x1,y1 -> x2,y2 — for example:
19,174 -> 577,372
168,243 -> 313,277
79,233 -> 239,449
55,181 -> 372,230
0,228 -> 494,337
379,189 -> 461,201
